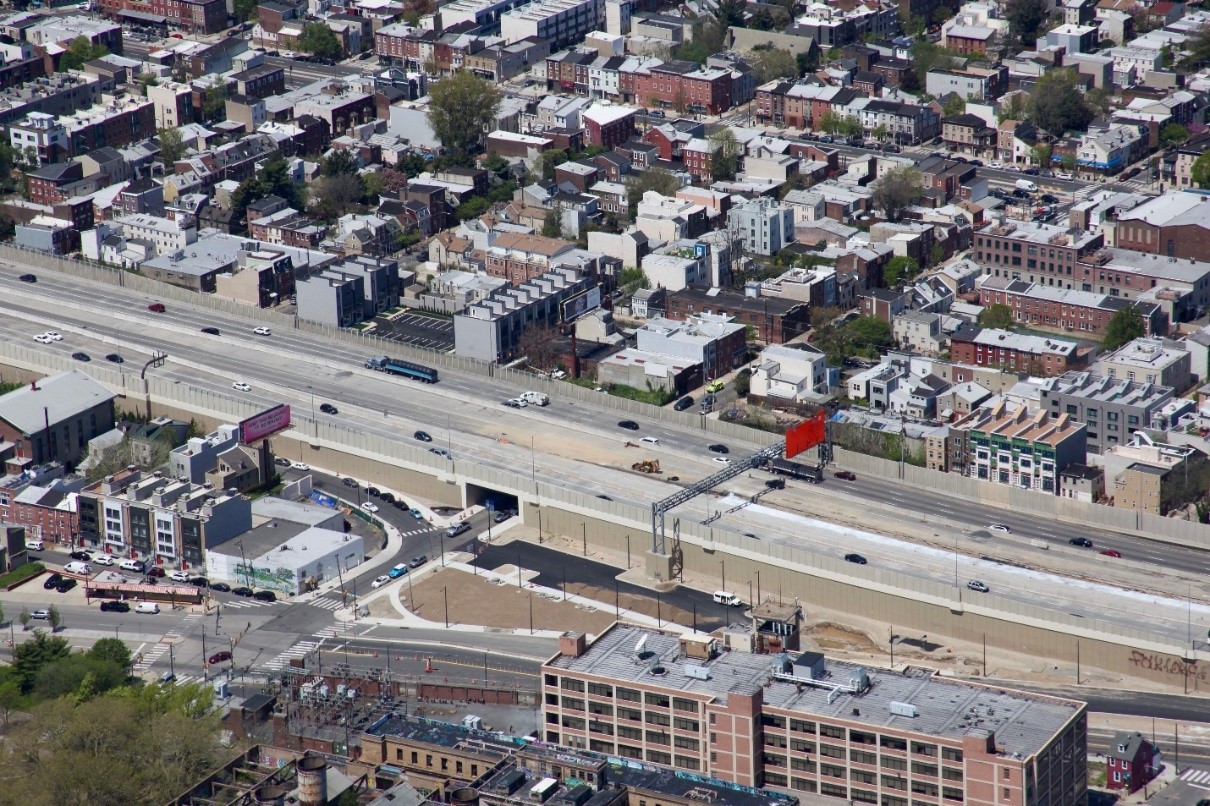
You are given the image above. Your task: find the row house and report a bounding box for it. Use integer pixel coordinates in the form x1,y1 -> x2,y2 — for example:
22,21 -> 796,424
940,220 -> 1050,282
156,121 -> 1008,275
851,98 -> 940,145
978,276 -> 1168,339
954,402 -> 1087,493
462,38 -> 551,82
621,59 -> 734,116
755,82 -> 859,130
58,96 -> 155,159
546,47 -> 599,94
483,232 -> 577,285
941,113 -> 997,156
1076,124 -> 1147,174
97,0 -> 226,33
0,474 -> 81,547
248,207 -> 325,249
950,326 -> 1092,377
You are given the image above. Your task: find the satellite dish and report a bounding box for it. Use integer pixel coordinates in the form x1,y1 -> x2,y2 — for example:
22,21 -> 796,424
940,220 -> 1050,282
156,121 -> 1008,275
635,635 -> 648,654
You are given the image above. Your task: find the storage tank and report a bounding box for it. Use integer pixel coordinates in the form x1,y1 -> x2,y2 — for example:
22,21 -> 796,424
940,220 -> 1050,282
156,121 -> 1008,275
450,787 -> 480,805
297,755 -> 328,806
253,785 -> 288,805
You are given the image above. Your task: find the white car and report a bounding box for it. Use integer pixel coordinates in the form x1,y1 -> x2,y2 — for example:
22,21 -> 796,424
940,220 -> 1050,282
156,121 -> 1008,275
93,554 -> 115,566
372,575 -> 390,588
511,398 -> 528,408
1056,172 -> 1074,180
232,381 -> 252,392
290,461 -> 310,471
34,333 -> 53,344
361,501 -> 379,513
987,523 -> 1012,534
640,436 -> 660,446
712,457 -> 732,465
281,50 -> 296,58
253,326 -> 272,336
169,570 -> 190,583
44,331 -> 62,341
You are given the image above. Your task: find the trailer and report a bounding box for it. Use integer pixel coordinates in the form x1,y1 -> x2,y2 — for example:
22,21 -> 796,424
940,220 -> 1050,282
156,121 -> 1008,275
767,458 -> 822,483
364,356 -> 440,383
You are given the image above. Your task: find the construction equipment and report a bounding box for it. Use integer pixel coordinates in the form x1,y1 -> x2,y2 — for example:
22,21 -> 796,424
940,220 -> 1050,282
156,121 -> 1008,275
632,459 -> 662,474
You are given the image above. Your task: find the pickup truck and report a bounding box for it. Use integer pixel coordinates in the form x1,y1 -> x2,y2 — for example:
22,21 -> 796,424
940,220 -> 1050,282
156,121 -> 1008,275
521,391 -> 549,406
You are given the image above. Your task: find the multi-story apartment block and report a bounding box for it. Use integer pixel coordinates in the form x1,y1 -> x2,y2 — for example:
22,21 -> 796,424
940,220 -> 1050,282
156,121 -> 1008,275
0,467 -> 83,547
483,232 -> 577,285
954,402 -> 1088,493
1096,337 -> 1192,391
949,328 -> 1091,377
115,213 -> 197,255
941,113 -> 997,156
248,207 -> 324,249
974,219 -> 1105,285
500,0 -> 604,50
925,65 -> 1008,101
76,468 -> 251,568
851,98 -> 940,144
729,196 -> 795,256
55,95 -> 156,158
583,104 -> 635,148
1038,371 -> 1173,454
542,625 -> 1088,804
296,270 -> 366,328
978,276 -> 1167,339
97,0 -> 226,33
454,267 -> 595,362
9,111 -> 68,166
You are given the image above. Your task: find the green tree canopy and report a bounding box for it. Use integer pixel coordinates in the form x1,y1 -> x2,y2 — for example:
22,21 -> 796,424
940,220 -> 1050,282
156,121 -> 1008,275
883,256 -> 919,287
299,22 -> 343,61
847,316 -> 892,352
1192,151 -> 1210,189
202,82 -> 227,122
234,0 -> 257,20
750,47 -> 798,84
625,167 -> 681,210
310,172 -> 365,220
231,152 -> 306,228
941,95 -> 967,116
321,149 -> 360,176
1030,69 -> 1094,135
157,127 -> 185,166
456,195 -> 490,221
708,128 -> 739,180
1160,123 -> 1189,146
12,630 -> 71,692
979,303 -> 1015,330
1004,0 -> 1048,45
1104,306 -> 1145,350
427,71 -> 502,165
871,166 -> 924,222
60,36 -> 109,71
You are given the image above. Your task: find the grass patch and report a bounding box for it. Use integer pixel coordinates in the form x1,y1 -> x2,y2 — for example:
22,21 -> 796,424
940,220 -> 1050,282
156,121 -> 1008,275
0,562 -> 45,590
352,322 -> 375,331
1087,760 -> 1106,788
606,383 -> 675,407
0,380 -> 22,395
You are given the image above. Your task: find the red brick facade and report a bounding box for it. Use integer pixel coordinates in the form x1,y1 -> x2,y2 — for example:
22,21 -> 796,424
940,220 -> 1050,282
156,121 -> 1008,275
0,487 -> 78,546
98,0 -> 226,33
949,331 -> 1091,376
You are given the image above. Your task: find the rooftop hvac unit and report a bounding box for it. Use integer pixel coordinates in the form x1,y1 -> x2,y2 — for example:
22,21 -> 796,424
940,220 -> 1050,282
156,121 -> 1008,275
889,701 -> 918,718
683,664 -> 711,680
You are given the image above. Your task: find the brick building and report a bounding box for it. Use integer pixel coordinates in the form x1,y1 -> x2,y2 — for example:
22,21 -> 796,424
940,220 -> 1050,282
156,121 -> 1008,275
974,219 -> 1105,286
583,105 -> 635,149
0,372 -> 117,469
97,0 -> 226,33
949,327 -> 1092,376
0,473 -> 82,547
953,401 -> 1088,493
483,232 -> 577,285
622,60 -> 733,115
1109,191 -> 1210,261
664,286 -> 810,344
978,276 -> 1167,339
542,625 -> 1088,804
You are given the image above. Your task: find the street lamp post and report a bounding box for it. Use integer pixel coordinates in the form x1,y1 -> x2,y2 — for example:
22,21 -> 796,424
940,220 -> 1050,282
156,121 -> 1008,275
582,522 -> 587,556
115,622 -> 122,641
308,386 -> 317,438
625,535 -> 631,569
720,560 -> 725,592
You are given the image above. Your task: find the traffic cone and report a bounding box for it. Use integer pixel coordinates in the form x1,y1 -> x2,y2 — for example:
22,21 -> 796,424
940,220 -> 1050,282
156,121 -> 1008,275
425,657 -> 433,673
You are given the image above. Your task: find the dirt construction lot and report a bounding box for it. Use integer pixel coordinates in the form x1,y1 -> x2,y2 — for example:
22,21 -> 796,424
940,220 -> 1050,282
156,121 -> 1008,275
389,567 -> 696,634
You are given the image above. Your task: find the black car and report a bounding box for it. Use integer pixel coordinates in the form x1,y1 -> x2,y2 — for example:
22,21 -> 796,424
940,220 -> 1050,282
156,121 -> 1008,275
69,550 -> 91,561
100,600 -> 130,613
1040,193 -> 1059,204
55,578 -> 77,593
44,572 -> 64,590
597,494 -> 613,501
232,586 -> 254,597
252,590 -> 276,602
380,492 -> 396,504
341,476 -> 358,487
844,553 -> 868,564
1012,188 -> 1031,198
1069,537 -> 1094,548
189,576 -> 210,587
673,396 -> 694,411
211,582 -> 232,592
708,444 -> 729,454
414,430 -> 433,442
18,273 -> 36,282
71,352 -> 91,362
105,353 -> 124,364
618,420 -> 639,431
968,159 -> 983,167
201,326 -> 221,335
319,403 -> 338,414
1022,168 -> 1040,176
366,486 -> 381,497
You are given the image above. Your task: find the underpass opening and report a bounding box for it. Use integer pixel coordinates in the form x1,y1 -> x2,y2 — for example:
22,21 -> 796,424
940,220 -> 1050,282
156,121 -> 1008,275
465,484 -> 518,517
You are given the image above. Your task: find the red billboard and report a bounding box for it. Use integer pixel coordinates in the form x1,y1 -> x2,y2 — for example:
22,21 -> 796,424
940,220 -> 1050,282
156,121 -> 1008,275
240,404 -> 292,443
785,410 -> 826,459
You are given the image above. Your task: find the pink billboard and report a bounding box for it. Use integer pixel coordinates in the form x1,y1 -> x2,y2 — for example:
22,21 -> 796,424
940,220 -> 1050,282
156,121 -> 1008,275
240,404 -> 292,443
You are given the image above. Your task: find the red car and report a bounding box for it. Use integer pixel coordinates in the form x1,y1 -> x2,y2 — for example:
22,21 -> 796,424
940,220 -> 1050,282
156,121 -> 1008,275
208,651 -> 232,665
1100,549 -> 1122,558
148,303 -> 166,312
146,566 -> 165,577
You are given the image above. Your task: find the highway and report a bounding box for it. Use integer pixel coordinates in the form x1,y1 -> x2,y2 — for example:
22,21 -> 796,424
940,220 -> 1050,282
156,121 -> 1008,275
5,264 -> 1210,647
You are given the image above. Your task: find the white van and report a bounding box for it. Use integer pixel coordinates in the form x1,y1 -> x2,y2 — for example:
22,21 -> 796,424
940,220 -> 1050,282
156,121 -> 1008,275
135,602 -> 160,614
1014,178 -> 1038,192
712,590 -> 743,606
64,561 -> 92,575
120,559 -> 145,573
25,538 -> 43,551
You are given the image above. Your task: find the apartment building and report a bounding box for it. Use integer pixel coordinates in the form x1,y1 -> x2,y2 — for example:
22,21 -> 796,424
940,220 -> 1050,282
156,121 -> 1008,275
635,313 -> 747,381
949,328 -> 1091,377
9,111 -> 68,166
542,625 -> 1087,804
730,196 -> 795,256
115,213 -> 197,255
622,59 -> 734,116
665,286 -> 810,344
500,0 -> 603,50
97,0 -> 226,33
0,471 -> 82,547
1096,337 -> 1191,391
851,98 -> 940,145
978,276 -> 1167,339
75,468 -> 252,568
941,113 -> 997,156
56,95 -> 156,158
296,271 -> 366,328
1038,371 -> 1174,454
24,14 -> 123,53
454,267 -> 595,362
0,371 -> 116,469
953,402 -> 1088,493
974,220 -> 1104,287
925,65 -> 1008,101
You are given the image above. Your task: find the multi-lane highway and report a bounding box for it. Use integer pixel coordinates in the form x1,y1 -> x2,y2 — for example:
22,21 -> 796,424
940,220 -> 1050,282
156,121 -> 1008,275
5,264 -> 1210,646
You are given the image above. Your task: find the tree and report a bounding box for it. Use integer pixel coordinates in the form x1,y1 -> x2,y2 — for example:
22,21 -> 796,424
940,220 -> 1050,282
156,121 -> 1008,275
47,605 -> 61,632
796,50 -> 817,76
709,128 -> 739,180
716,0 -> 746,26
1192,151 -> 1210,189
871,124 -> 889,142
908,40 -> 959,89
363,171 -> 386,203
846,316 -> 893,353
942,95 -> 967,116
532,147 -> 569,182
299,22 -> 343,61
1084,86 -> 1113,118
999,91 -> 1030,123
19,607 -> 30,631
427,71 -> 501,165
322,149 -> 360,177
234,0 -> 257,20
625,167 -> 681,210
1160,123 -> 1189,146
0,678 -> 20,726
1179,21 -> 1210,70
88,638 -> 133,671
979,303 -> 1015,330
1104,306 -> 1145,350
541,206 -> 563,238
310,173 -> 364,220
455,196 -> 489,221
231,152 -> 306,227
201,82 -> 227,122
12,630 -> 71,692
157,127 -> 185,166
750,48 -> 798,83
515,324 -> 560,369
620,267 -> 650,295
1030,69 -> 1094,135
871,165 -> 924,222
59,36 -> 109,71
1030,144 -> 1052,167
1004,0 -> 1048,45
883,256 -> 919,287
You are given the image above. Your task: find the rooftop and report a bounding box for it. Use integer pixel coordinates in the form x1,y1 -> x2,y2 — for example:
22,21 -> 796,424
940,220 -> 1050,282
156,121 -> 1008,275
1099,337 -> 1188,370
0,372 -> 115,436
547,624 -> 1083,758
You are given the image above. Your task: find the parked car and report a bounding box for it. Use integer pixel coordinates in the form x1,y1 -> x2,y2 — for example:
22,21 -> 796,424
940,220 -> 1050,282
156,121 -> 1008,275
844,553 -> 868,564
319,403 -> 338,414
673,396 -> 694,411
148,303 -> 166,312
43,572 -> 63,589
380,492 -> 396,504
366,486 -> 381,497
834,470 -> 857,481
253,590 -> 276,602
967,580 -> 990,593
169,570 -> 190,583
341,477 -> 358,487
30,609 -> 51,619
1022,168 -> 1040,176
388,563 -> 409,579
232,586 -> 255,597
618,420 -> 639,431
409,507 -> 423,519
291,461 -> 310,471
69,550 -> 91,561
409,555 -> 428,568
54,578 -> 77,593
100,600 -> 130,612
208,651 -> 232,664
414,430 -> 433,442
189,576 -> 210,587
1069,537 -> 1094,548
361,501 -> 379,513
209,582 -> 231,592
146,567 -> 165,578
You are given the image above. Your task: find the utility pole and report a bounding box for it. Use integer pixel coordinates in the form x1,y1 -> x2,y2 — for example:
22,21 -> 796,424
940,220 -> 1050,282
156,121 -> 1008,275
443,587 -> 449,628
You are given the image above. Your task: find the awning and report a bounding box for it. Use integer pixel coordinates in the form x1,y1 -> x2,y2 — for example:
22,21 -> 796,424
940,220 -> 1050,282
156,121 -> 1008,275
118,9 -> 168,22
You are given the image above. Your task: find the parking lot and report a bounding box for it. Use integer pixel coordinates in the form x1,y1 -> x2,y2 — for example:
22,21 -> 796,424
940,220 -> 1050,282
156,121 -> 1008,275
374,312 -> 455,351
